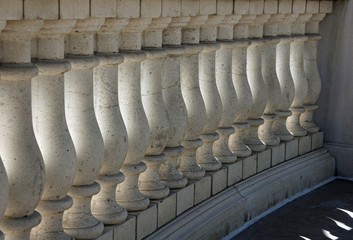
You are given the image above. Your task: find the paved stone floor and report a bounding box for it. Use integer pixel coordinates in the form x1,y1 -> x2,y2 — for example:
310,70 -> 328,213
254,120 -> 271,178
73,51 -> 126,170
232,179 -> 353,240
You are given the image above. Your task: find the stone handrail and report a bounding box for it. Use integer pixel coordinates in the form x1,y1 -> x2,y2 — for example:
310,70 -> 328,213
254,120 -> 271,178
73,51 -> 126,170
0,1 -> 332,239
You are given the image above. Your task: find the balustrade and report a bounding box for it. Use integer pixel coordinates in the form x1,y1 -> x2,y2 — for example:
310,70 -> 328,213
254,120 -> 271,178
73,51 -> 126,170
0,1 -> 332,239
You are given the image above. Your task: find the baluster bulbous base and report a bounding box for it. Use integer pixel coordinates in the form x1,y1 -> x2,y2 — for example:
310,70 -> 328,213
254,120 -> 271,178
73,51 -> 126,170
0,211 -> 41,240
259,114 -> 280,146
160,146 -> 188,189
287,107 -> 307,137
244,119 -> 266,152
31,196 -> 73,240
117,163 -> 150,211
92,173 -> 128,225
273,110 -> 294,142
300,104 -> 319,133
213,127 -> 237,164
139,154 -> 170,200
197,132 -> 222,171
229,123 -> 252,158
179,139 -> 205,180
63,183 -> 104,239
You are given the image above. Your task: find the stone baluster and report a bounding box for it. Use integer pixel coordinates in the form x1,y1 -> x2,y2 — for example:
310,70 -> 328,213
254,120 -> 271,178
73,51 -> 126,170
258,12 -> 282,146
178,16 -> 207,180
30,20 -> 77,240
62,18 -> 105,239
244,14 -> 270,152
0,157 -> 9,240
91,18 -> 129,226
229,15 -> 253,158
273,13 -> 297,141
116,18 -> 151,211
0,20 -> 45,240
213,15 -> 239,163
139,17 -> 171,200
196,15 -> 223,171
159,17 -> 189,189
287,13 -> 312,137
301,13 -> 326,133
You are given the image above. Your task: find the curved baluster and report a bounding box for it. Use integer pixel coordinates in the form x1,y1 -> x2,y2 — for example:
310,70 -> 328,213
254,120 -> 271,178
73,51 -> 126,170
62,19 -> 105,239
0,158 -> 9,240
0,20 -> 45,240
91,18 -> 129,225
30,20 -> 77,240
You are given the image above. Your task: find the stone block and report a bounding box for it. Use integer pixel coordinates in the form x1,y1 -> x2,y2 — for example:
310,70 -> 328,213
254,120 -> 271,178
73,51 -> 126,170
311,131 -> 324,150
208,167 -> 227,195
60,0 -> 89,19
0,0 -> 23,20
162,0 -> 181,17
285,139 -> 298,160
173,183 -> 195,215
24,0 -> 59,19
226,160 -> 242,186
117,0 -> 140,18
200,0 -> 216,15
242,154 -> 257,179
278,0 -> 292,14
141,0 -> 162,18
257,148 -> 272,172
152,193 -> 176,227
298,135 -> 312,155
114,215 -> 136,240
181,0 -> 199,16
234,0 -> 250,14
306,0 -> 320,13
91,0 -> 117,18
249,0 -> 264,14
130,204 -> 157,240
264,0 -> 278,14
271,143 -> 285,166
97,229 -> 113,240
292,0 -> 306,13
320,1 -> 333,13
217,0 -> 233,15
193,175 -> 211,204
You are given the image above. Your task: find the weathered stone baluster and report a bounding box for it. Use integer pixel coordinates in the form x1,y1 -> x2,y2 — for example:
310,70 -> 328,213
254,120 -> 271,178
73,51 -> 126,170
258,10 -> 282,146
214,15 -> 239,163
91,18 -> 129,225
139,17 -> 171,199
301,12 -> 327,133
178,16 -> 207,180
62,19 -> 105,239
30,20 -> 77,240
245,13 -> 269,152
197,16 -> 223,171
0,158 -> 8,240
287,13 -> 312,137
273,13 -> 297,141
159,17 -> 189,189
116,18 -> 151,211
0,20 -> 45,240
229,14 -> 253,158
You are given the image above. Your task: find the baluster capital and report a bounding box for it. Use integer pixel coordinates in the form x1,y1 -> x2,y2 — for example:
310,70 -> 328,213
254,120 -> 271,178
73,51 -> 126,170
120,18 -> 152,51
182,15 -> 208,44
143,17 -> 172,48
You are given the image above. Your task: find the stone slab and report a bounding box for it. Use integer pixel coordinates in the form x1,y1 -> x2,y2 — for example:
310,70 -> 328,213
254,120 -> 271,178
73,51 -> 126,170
257,148 -> 272,172
242,154 -> 257,179
226,160 -> 243,186
114,215 -> 136,240
311,131 -> 324,150
60,0 -> 89,19
97,228 -> 113,240
200,0 -> 216,15
193,175 -> 211,205
0,0 -> 23,20
24,0 -> 58,19
285,139 -> 299,160
130,204 -> 157,240
162,0 -> 181,17
208,167 -> 228,195
116,0 -> 140,18
271,143 -> 286,166
90,0 -> 117,18
298,135 -> 312,155
152,193 -> 176,228
141,0 -> 162,18
278,0 -> 292,14
173,183 -> 195,216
